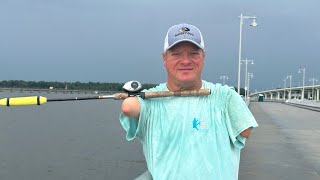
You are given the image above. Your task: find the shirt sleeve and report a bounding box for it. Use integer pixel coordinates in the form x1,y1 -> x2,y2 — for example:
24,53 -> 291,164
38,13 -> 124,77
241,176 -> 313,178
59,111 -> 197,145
224,89 -> 258,149
119,97 -> 148,141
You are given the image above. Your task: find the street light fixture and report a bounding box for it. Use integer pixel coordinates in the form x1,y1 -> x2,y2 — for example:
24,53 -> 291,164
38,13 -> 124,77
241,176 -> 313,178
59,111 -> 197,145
287,75 -> 292,100
298,67 -> 306,100
250,19 -> 258,27
237,13 -> 258,94
309,78 -> 318,100
220,76 -> 229,85
241,59 -> 254,99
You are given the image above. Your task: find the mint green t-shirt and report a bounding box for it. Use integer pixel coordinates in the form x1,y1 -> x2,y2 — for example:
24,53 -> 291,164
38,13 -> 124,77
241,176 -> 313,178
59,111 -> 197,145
120,80 -> 258,180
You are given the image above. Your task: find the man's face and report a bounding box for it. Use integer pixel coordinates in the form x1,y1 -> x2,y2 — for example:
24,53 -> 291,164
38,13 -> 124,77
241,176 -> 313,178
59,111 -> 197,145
162,42 -> 205,86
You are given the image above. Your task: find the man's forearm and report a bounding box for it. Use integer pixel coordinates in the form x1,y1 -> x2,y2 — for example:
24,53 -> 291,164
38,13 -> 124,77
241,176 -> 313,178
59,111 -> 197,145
121,97 -> 141,120
240,128 -> 251,138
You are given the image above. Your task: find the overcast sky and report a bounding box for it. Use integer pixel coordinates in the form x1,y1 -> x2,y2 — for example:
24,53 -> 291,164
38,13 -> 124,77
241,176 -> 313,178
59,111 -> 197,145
0,0 -> 319,91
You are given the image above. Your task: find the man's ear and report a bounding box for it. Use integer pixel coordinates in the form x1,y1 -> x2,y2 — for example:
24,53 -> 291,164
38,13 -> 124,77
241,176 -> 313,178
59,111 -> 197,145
162,52 -> 167,67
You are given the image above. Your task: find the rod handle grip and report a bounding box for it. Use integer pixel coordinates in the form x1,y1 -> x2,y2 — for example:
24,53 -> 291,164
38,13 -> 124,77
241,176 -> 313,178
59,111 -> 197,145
144,89 -> 211,99
113,93 -> 129,100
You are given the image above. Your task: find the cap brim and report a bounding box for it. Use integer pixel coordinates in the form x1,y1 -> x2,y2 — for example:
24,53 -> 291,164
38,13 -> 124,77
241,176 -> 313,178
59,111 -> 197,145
165,39 -> 204,52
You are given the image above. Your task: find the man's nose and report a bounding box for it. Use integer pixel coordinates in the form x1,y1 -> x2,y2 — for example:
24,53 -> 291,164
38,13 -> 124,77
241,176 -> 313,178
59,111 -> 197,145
179,52 -> 192,63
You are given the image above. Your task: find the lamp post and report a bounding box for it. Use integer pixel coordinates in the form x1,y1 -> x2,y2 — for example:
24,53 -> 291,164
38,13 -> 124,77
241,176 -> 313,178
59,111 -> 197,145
283,78 -> 286,100
241,59 -> 254,99
220,76 -> 229,85
298,67 -> 306,100
287,75 -> 292,100
247,73 -> 253,98
309,78 -> 318,100
237,13 -> 258,94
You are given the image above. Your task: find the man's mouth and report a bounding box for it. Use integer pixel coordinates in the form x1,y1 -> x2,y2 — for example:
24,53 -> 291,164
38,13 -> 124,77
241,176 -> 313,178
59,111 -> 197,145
178,68 -> 193,71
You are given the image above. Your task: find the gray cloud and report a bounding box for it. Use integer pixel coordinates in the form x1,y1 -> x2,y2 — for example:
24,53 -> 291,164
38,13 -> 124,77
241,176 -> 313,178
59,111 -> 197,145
0,0 -> 319,90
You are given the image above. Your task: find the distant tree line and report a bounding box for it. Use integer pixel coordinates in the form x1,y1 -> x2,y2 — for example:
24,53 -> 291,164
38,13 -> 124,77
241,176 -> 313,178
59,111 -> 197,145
0,80 -> 157,91
0,80 -> 246,95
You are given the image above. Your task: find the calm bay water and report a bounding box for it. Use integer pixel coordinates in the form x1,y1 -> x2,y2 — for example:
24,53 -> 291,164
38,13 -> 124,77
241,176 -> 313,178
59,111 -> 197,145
0,91 -> 146,180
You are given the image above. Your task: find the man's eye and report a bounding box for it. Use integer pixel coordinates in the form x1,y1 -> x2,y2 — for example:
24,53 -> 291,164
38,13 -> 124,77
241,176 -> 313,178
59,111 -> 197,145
190,52 -> 200,55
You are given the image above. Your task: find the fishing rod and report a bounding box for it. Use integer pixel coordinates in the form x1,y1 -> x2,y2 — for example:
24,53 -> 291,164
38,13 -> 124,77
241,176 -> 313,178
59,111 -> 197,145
0,81 -> 211,106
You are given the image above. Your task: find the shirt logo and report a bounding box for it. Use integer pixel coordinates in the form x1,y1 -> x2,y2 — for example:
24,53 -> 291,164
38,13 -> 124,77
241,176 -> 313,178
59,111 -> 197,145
193,117 -> 200,130
192,116 -> 208,131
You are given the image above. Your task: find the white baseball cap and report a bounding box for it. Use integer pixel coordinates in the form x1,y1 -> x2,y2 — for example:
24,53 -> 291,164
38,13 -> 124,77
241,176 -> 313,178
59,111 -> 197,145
164,23 -> 204,52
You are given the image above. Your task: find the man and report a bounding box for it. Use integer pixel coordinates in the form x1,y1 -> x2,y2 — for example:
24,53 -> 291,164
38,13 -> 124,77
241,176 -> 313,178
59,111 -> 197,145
120,23 -> 258,180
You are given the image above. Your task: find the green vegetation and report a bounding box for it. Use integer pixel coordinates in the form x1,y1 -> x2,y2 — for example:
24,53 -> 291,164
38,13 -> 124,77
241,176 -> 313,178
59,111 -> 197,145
0,80 -> 157,91
0,80 -> 245,95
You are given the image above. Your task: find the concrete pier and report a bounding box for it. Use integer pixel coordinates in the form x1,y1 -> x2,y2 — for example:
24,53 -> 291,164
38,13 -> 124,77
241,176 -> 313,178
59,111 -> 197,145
239,102 -> 320,179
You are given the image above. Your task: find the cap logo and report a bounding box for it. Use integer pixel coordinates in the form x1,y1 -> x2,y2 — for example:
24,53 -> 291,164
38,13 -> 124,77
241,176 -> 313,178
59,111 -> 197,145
179,27 -> 190,33
175,27 -> 194,37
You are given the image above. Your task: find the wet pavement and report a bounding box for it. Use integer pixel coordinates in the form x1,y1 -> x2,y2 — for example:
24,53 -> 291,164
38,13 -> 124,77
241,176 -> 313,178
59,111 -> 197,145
239,102 -> 320,180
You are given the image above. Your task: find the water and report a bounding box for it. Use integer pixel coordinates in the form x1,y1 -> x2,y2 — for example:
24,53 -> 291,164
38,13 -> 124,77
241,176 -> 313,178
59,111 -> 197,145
0,91 -> 147,180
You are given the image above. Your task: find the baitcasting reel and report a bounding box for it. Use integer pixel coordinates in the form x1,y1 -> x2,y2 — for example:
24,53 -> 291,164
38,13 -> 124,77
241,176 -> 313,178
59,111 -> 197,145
122,80 -> 143,97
